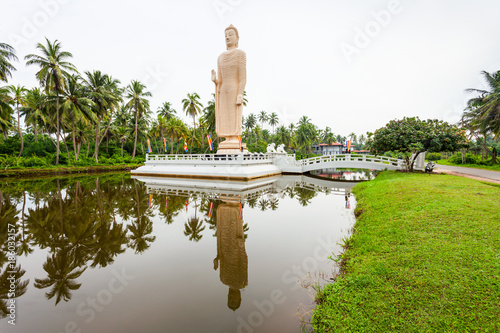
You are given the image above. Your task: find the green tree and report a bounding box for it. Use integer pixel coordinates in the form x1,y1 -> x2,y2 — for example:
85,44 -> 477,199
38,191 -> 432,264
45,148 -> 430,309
25,38 -> 77,164
157,101 -> 176,120
268,112 -> 279,135
258,110 -> 268,128
182,92 -> 203,153
82,70 -> 122,163
369,117 -> 468,171
6,85 -> 27,156
60,75 -> 96,161
125,80 -> 151,160
0,43 -> 17,83
20,88 -> 47,142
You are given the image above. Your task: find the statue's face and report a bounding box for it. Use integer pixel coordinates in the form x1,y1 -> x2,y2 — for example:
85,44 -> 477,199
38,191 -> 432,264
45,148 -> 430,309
225,29 -> 238,47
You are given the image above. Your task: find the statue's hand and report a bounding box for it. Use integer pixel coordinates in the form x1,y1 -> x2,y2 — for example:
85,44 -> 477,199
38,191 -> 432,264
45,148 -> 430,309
236,94 -> 243,105
211,69 -> 217,83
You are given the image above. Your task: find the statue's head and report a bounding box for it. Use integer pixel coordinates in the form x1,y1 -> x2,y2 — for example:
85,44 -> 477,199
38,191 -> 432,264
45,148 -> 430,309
225,24 -> 239,49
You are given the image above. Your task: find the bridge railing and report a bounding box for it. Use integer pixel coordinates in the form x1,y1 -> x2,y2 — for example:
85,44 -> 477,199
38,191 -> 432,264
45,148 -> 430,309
297,154 -> 405,168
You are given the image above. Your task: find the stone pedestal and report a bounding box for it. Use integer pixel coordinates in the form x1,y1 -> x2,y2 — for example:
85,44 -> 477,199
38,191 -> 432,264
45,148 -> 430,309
217,137 -> 248,154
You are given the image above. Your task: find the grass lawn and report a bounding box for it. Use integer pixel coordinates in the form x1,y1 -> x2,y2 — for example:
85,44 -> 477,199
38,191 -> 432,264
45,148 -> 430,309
437,158 -> 500,172
313,171 -> 500,332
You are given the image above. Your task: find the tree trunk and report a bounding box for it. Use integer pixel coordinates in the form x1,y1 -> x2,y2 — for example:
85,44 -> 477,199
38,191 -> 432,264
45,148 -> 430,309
56,95 -> 60,165
34,125 -> 38,142
132,107 -> 138,160
189,116 -> 195,153
72,117 -> 78,161
93,116 -> 101,163
17,102 -> 24,157
121,141 -> 124,157
170,138 -> 174,154
86,141 -> 90,158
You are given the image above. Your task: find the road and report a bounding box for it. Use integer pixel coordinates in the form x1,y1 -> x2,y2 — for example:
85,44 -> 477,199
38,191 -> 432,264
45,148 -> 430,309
434,163 -> 500,184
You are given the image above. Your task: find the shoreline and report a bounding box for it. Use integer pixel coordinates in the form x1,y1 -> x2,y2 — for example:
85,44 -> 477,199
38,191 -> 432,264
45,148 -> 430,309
0,164 -> 143,179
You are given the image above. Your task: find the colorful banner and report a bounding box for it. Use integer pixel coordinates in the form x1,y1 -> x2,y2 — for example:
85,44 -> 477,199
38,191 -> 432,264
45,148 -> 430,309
238,203 -> 242,219
165,197 -> 168,210
147,139 -> 152,153
149,194 -> 153,208
163,138 -> 167,152
184,139 -> 188,153
207,134 -> 213,151
185,199 -> 189,211
208,202 -> 214,218
238,135 -> 242,150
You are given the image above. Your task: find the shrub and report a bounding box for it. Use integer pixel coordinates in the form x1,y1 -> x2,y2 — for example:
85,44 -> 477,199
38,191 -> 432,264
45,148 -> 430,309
426,152 -> 441,161
449,152 -> 479,164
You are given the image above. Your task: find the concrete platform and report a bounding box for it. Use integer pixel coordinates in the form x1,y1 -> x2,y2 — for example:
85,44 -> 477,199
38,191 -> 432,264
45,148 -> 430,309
131,153 -> 284,181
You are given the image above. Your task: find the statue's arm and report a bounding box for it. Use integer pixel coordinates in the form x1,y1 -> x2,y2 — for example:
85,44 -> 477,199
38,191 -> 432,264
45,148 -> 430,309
236,51 -> 247,105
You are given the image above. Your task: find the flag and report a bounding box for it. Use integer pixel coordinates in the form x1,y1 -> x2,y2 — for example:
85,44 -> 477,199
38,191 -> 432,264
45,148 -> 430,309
184,139 -> 188,152
147,139 -> 152,153
208,202 -> 214,218
149,194 -> 153,208
185,199 -> 189,211
238,135 -> 242,150
345,140 -> 351,152
238,203 -> 242,219
165,197 -> 168,210
163,138 -> 167,152
207,134 -> 213,151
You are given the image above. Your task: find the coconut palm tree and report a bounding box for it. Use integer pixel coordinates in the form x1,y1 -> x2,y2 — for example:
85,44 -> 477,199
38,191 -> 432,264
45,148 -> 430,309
268,112 -> 279,135
157,101 -> 176,120
82,70 -> 122,162
124,80 -> 151,160
20,88 -> 47,142
25,38 -> 77,164
6,85 -> 27,157
165,117 -> 188,154
322,126 -> 335,144
0,43 -> 17,83
182,92 -> 203,153
60,75 -> 96,161
0,87 -> 14,139
463,70 -> 500,144
258,110 -> 268,128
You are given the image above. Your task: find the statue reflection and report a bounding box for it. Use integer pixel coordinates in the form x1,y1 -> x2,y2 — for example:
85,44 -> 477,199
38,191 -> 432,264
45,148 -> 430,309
213,197 -> 248,311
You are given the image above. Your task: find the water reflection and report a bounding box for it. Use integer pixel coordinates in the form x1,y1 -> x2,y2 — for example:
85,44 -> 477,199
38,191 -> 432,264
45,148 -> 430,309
214,197 -> 248,311
0,173 -> 359,331
310,168 -> 378,181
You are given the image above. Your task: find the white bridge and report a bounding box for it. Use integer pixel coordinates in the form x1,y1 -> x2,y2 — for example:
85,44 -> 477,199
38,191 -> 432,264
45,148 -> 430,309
132,153 -> 410,180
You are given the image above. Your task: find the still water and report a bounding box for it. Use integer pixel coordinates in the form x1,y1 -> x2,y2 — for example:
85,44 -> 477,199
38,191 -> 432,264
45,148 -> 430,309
0,171 -> 366,333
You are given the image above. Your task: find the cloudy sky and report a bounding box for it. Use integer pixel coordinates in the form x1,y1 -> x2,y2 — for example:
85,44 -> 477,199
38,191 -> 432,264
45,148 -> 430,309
2,0 -> 500,137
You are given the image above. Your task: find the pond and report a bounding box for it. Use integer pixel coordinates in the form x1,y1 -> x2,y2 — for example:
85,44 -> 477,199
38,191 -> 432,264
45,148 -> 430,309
0,171 -> 361,333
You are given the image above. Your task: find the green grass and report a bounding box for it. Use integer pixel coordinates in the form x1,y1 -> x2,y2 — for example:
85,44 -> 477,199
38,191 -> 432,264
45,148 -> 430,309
437,158 -> 500,171
313,171 -> 500,332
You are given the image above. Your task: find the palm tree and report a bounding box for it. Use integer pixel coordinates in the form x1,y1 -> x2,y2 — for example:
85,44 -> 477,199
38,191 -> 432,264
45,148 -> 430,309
268,112 -> 279,135
6,85 -> 27,156
182,92 -> 203,153
0,87 -> 14,139
60,75 -> 96,161
322,126 -> 335,144
165,117 -> 188,154
125,80 -> 151,160
157,101 -> 176,120
244,113 -> 256,131
258,110 -> 268,128
275,125 -> 291,148
25,38 -> 77,164
20,88 -> 47,142
463,70 -> 500,141
113,126 -> 129,157
82,70 -> 122,163
0,43 -> 17,83
348,132 -> 357,144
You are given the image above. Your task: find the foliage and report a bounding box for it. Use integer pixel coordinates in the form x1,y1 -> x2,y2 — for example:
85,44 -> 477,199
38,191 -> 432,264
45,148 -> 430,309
313,171 -> 500,332
369,117 -> 468,171
425,152 -> 441,161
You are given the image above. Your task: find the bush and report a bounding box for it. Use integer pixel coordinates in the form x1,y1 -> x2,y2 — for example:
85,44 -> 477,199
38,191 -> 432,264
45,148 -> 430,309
426,152 -> 441,161
449,152 -> 479,164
